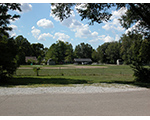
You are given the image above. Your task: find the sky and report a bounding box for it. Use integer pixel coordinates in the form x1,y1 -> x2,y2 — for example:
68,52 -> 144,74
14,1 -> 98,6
5,1 -> 144,49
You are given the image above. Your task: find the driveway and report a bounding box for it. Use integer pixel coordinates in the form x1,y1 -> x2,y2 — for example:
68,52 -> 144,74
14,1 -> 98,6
0,90 -> 149,116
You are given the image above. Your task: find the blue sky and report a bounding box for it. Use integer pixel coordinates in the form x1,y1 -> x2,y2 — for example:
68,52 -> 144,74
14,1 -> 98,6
8,3 -> 132,49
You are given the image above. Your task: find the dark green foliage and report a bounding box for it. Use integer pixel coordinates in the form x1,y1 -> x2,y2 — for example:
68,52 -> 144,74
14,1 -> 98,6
51,3 -> 150,31
120,3 -> 150,37
91,49 -> 99,62
105,42 -> 121,64
33,67 -> 40,76
45,40 -> 74,64
74,43 -> 93,59
131,65 -> 150,83
121,32 -> 150,83
15,35 -> 32,65
0,3 -> 21,37
120,32 -> 143,64
97,42 -> 110,63
0,36 -> 18,81
0,3 -> 21,81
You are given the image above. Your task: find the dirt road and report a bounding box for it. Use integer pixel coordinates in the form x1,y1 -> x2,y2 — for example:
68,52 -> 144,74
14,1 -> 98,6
18,65 -> 107,69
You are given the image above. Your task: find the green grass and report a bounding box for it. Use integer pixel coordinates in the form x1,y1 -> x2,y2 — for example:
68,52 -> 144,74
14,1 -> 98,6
1,65 -> 150,88
16,65 -> 133,76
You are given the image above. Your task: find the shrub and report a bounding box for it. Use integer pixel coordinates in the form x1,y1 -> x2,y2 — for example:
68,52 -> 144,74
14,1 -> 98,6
131,65 -> 150,83
33,67 -> 40,76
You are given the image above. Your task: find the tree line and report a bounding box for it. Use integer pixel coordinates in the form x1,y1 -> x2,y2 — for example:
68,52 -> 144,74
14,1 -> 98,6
1,3 -> 150,83
12,31 -> 150,67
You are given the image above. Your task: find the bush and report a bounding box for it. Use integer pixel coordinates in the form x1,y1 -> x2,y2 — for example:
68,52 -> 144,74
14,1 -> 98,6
131,65 -> 150,83
33,67 -> 40,76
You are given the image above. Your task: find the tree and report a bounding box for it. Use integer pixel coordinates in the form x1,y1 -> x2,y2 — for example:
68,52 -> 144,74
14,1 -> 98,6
0,36 -> 18,81
105,41 -> 121,64
0,3 -> 21,37
45,40 -> 74,64
97,42 -> 110,63
31,43 -> 45,58
120,3 -> 150,37
64,42 -> 74,63
91,49 -> 99,62
15,35 -> 32,65
0,3 -> 21,81
120,32 -> 143,64
74,43 -> 93,59
120,31 -> 150,82
51,3 -> 150,29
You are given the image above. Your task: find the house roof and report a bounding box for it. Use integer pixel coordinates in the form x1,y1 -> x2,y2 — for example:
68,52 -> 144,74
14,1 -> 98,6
25,56 -> 37,62
74,58 -> 92,62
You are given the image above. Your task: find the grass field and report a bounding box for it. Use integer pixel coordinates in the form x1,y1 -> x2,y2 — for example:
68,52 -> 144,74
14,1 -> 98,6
1,65 -> 150,88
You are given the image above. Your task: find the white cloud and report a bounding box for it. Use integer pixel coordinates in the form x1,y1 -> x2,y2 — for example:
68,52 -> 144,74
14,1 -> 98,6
91,35 -> 114,43
53,32 -> 70,41
111,7 -> 127,20
9,24 -> 18,37
31,26 -> 41,38
9,25 -> 17,30
75,3 -> 88,11
37,18 -> 54,29
38,33 -> 53,41
61,13 -> 76,27
102,7 -> 127,32
103,35 -> 114,42
19,3 -> 32,13
115,34 -> 120,41
50,7 -> 99,40
89,34 -> 116,44
75,24 -> 99,39
125,20 -> 140,34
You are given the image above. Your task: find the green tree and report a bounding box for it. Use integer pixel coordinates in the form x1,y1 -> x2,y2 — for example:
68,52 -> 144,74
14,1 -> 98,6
91,49 -> 99,62
0,36 -> 18,81
0,3 -> 21,81
0,3 -> 21,37
45,40 -> 74,64
64,42 -> 74,63
120,32 -> 143,64
15,35 -> 32,65
139,39 -> 150,64
74,43 -> 93,59
105,41 -> 121,64
31,43 -> 45,58
97,42 -> 110,63
120,31 -> 150,82
120,3 -> 150,37
51,3 -> 150,29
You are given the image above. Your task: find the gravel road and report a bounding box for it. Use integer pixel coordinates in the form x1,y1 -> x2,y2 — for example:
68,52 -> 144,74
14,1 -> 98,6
0,83 -> 148,96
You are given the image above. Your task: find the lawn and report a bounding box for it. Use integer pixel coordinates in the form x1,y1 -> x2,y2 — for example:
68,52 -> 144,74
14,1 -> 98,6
1,65 -> 150,88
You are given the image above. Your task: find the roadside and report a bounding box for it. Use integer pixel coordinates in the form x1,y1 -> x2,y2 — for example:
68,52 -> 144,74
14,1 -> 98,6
0,83 -> 148,96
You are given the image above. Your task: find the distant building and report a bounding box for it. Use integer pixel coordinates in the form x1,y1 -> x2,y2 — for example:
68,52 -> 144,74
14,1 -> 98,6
25,56 -> 37,64
74,58 -> 92,65
117,59 -> 123,65
47,58 -> 55,65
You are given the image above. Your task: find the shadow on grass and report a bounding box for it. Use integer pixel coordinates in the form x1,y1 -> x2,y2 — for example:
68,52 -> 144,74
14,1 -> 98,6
0,77 -> 89,87
1,77 -> 150,88
99,80 -> 150,88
